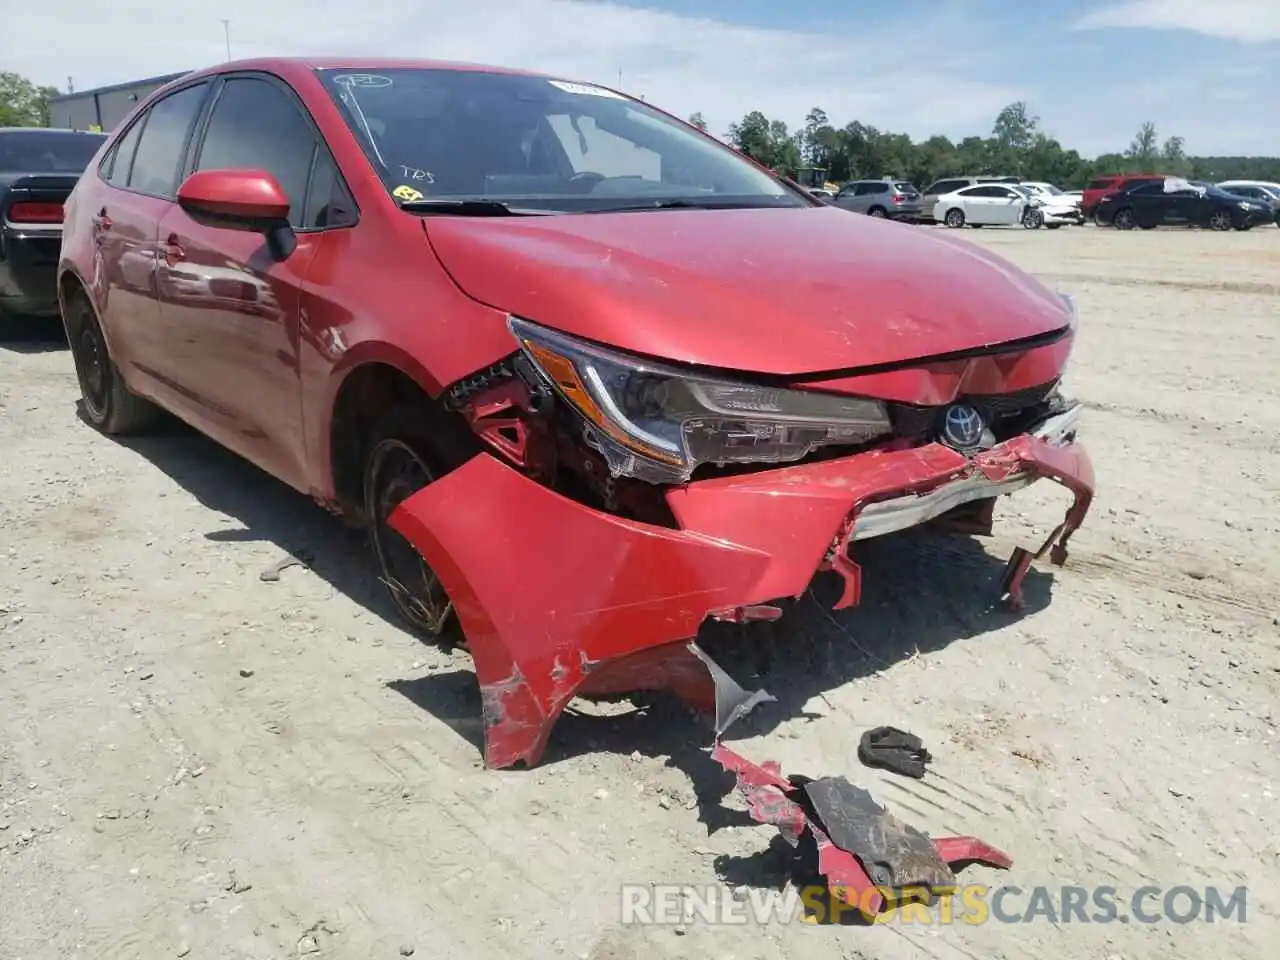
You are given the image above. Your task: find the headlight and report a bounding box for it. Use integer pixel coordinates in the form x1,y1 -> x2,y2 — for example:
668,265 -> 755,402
509,317 -> 892,483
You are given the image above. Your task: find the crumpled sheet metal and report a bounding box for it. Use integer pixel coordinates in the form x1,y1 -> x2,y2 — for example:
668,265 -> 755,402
388,429 -> 1092,769
712,744 -> 1013,917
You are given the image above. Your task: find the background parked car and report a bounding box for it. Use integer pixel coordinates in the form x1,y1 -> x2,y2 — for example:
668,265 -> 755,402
1216,180 -> 1280,226
1081,173 -> 1164,220
831,179 -> 923,219
933,182 -> 1037,228
0,127 -> 105,320
1013,183 -> 1085,227
918,175 -> 1020,222
1093,177 -> 1274,231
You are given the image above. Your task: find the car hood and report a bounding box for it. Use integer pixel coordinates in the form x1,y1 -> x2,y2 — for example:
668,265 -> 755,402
422,206 -> 1072,376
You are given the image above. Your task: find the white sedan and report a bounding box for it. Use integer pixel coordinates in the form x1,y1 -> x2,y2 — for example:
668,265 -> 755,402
931,183 -> 1036,228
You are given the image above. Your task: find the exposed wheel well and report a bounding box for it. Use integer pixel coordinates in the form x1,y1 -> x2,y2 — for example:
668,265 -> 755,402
58,272 -> 87,330
328,363 -> 438,522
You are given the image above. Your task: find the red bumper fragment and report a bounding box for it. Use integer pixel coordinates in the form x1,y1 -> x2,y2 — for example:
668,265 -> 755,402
388,432 -> 1092,768
711,743 -> 1012,917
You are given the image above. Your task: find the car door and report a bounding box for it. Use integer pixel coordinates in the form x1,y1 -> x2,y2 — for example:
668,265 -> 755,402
988,185 -> 1024,224
832,182 -> 864,213
958,185 -> 999,224
154,73 -> 352,489
90,81 -> 210,390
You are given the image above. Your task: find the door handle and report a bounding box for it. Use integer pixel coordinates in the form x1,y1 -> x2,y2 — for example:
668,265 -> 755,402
92,210 -> 112,230
159,234 -> 186,266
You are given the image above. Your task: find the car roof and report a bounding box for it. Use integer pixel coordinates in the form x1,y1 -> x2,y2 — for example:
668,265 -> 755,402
175,56 -> 549,88
0,127 -> 105,135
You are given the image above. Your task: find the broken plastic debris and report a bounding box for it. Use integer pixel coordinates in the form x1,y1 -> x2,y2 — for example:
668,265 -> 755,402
711,743 -> 1011,917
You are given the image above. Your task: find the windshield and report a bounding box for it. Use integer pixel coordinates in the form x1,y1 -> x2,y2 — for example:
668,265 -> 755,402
0,131 -> 105,173
317,68 -> 805,213
1012,185 -> 1035,197
1035,183 -> 1063,195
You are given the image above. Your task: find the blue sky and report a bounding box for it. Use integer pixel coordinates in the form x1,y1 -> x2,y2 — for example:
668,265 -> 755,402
4,0 -> 1277,157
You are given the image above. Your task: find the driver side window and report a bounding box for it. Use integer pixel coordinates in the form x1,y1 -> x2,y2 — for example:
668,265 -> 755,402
545,114 -> 660,181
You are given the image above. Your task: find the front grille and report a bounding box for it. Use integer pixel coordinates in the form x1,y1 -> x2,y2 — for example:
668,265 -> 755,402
888,380 -> 1059,442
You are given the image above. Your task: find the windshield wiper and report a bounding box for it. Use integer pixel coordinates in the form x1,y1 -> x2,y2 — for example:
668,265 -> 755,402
585,198 -> 788,214
397,199 -> 552,217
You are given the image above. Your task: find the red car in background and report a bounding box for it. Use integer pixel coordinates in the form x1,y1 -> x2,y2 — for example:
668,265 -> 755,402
1081,173 -> 1165,219
58,58 -> 1094,769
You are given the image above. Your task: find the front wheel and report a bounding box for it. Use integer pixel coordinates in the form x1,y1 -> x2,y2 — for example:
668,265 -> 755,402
1207,208 -> 1233,231
363,406 -> 472,640
1112,207 -> 1136,230
64,292 -> 160,434
1022,208 -> 1044,229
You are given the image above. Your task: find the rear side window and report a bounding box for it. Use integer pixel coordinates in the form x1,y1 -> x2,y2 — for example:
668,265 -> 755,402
103,119 -> 145,187
893,182 -> 917,193
195,77 -> 322,228
856,182 -> 889,195
127,83 -> 209,197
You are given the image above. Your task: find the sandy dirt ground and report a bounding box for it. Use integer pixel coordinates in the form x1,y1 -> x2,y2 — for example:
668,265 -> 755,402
2,224 -> 1278,960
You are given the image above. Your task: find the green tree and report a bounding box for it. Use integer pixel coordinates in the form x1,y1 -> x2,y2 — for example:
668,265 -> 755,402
1127,121 -> 1161,173
726,110 -> 773,163
990,101 -> 1039,174
1161,135 -> 1189,176
687,112 -> 708,132
0,72 -> 62,127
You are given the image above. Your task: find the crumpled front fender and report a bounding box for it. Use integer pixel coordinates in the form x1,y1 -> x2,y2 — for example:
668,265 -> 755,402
387,453 -> 772,768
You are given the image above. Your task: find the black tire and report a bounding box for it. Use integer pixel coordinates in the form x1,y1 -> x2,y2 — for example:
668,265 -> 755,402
1139,224 -> 1157,230
362,403 -> 475,641
943,207 -> 965,228
1207,208 -> 1233,232
64,292 -> 160,435
867,206 -> 887,218
1046,223 -> 1062,230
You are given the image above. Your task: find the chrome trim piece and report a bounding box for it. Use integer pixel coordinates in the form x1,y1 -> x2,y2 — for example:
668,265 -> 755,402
849,402 -> 1082,542
851,472 -> 1035,541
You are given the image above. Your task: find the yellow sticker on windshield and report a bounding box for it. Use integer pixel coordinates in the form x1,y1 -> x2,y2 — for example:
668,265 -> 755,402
393,185 -> 424,202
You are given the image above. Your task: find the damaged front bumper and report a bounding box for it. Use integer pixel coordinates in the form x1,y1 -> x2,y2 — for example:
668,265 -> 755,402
388,405 -> 1093,769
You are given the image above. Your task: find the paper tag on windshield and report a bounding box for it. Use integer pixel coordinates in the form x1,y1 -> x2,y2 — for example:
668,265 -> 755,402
548,80 -> 624,99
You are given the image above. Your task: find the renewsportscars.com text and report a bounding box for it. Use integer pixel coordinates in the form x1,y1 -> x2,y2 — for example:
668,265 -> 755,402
620,883 -> 1248,926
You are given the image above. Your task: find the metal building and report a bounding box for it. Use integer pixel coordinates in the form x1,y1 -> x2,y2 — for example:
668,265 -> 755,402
46,73 -> 190,133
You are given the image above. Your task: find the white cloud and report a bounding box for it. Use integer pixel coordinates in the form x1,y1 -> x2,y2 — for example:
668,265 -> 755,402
1077,0 -> 1280,41
0,0 -> 1022,142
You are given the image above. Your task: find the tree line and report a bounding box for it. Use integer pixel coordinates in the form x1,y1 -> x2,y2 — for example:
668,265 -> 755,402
4,69 -> 1276,187
688,103 -> 1280,188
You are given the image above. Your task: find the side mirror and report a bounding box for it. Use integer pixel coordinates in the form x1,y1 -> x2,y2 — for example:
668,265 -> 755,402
176,169 -> 296,258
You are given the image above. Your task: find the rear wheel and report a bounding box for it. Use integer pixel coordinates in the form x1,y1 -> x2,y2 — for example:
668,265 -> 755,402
1208,208 -> 1233,231
1112,207 -> 1135,230
867,206 -> 887,218
65,292 -> 160,434
943,207 -> 965,228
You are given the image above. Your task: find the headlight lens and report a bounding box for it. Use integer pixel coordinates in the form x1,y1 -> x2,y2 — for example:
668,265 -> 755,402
509,317 -> 892,483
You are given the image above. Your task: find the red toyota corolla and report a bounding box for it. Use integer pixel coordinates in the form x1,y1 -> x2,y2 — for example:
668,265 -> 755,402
59,58 -> 1094,769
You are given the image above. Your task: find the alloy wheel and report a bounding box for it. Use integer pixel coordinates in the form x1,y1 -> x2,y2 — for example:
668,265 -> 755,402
367,438 -> 453,636
1208,210 -> 1232,231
